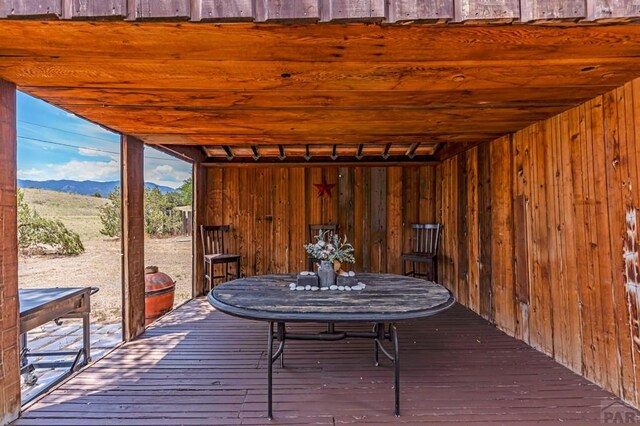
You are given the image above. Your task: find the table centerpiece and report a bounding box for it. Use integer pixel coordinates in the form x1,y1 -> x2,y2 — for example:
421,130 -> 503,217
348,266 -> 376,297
304,230 -> 355,288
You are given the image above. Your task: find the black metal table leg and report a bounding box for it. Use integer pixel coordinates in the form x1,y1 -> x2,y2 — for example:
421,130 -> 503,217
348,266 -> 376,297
277,322 -> 285,368
267,321 -> 274,420
266,321 -> 400,418
392,323 -> 400,417
267,321 -> 286,420
373,323 -> 379,366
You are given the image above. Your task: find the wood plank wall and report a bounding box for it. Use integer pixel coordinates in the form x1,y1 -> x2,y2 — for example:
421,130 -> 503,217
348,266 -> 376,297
205,166 -> 436,277
437,78 -> 640,408
0,0 -> 637,22
0,79 -> 20,424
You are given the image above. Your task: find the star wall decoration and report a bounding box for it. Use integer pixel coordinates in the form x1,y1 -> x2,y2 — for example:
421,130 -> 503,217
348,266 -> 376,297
313,176 -> 336,198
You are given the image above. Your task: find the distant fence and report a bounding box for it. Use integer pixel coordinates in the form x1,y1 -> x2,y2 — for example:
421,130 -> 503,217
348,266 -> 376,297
164,206 -> 192,236
176,207 -> 192,236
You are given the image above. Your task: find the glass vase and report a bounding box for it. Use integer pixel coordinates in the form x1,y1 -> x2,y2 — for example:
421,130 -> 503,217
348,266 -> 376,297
318,260 -> 336,288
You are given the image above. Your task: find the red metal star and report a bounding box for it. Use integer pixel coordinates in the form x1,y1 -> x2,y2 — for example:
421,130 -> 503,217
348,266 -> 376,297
313,176 -> 336,198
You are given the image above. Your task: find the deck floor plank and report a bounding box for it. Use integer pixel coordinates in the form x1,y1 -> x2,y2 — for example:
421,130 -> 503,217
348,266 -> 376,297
13,299 -> 639,425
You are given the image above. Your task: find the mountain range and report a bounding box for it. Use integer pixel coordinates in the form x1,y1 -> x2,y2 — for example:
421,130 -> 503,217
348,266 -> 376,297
18,179 -> 175,197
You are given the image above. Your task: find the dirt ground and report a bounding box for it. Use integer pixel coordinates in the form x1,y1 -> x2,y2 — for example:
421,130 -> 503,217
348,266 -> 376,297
19,237 -> 193,322
19,189 -> 193,322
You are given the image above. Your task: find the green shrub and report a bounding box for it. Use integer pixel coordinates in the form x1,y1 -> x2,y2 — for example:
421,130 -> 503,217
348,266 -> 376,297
144,188 -> 182,236
178,178 -> 192,206
99,187 -> 121,237
99,183 -> 187,238
17,189 -> 85,256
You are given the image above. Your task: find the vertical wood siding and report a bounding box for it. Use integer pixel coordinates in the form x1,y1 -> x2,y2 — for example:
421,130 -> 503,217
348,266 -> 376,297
205,166 -> 436,277
4,0 -> 635,21
437,78 -> 640,408
0,79 -> 20,426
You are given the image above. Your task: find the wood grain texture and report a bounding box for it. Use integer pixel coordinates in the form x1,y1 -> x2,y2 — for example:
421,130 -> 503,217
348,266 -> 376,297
437,77 -> 640,410
195,0 -> 253,21
70,0 -> 125,18
1,22 -> 640,151
388,0 -> 453,22
454,0 -> 519,21
210,273 -> 454,322
4,22 -> 640,63
587,0 -> 640,20
2,0 -> 61,17
1,0 -> 640,20
205,166 -> 436,276
320,0 -> 386,21
0,79 -> 20,426
520,0 -> 586,21
193,161 -> 207,297
121,135 -> 146,341
255,0 -> 318,22
128,0 -> 190,20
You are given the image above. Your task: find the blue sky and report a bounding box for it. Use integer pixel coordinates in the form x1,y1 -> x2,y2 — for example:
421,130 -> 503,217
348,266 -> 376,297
17,92 -> 191,188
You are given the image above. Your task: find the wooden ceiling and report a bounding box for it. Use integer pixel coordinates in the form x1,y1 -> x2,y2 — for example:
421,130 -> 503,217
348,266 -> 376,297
1,20 -> 640,164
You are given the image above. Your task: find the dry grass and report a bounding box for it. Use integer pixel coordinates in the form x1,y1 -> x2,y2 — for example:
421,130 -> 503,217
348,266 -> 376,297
22,188 -> 109,240
19,189 -> 192,322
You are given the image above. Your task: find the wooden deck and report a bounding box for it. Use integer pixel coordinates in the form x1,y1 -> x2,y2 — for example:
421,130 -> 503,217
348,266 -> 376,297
13,299 -> 639,425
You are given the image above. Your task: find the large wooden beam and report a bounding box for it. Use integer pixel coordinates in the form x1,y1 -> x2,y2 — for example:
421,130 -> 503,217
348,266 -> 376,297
0,79 -> 20,425
153,143 -> 205,163
202,155 -> 439,167
121,134 -> 145,341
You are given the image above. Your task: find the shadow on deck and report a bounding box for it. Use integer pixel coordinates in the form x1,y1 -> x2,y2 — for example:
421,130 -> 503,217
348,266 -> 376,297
13,299 -> 639,425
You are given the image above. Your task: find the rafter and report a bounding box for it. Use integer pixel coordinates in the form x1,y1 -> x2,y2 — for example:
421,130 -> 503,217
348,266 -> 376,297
251,145 -> 260,160
222,145 -> 234,160
382,143 -> 392,160
406,143 -> 420,159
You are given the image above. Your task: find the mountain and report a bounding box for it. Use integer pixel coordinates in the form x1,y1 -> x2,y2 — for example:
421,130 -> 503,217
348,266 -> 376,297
17,179 -> 176,197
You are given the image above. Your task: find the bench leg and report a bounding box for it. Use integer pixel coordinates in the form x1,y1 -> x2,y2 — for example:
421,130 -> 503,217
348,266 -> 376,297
82,312 -> 91,364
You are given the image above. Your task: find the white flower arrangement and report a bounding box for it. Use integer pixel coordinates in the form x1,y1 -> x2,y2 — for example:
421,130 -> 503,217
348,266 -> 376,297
304,230 -> 355,264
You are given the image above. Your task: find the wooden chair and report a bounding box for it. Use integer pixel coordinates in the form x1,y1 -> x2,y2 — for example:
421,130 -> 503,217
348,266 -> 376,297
201,225 -> 241,293
307,224 -> 338,271
401,224 -> 441,282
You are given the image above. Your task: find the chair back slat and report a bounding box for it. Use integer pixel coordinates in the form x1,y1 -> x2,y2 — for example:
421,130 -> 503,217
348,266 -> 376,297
409,223 -> 440,256
201,225 -> 230,255
308,224 -> 338,243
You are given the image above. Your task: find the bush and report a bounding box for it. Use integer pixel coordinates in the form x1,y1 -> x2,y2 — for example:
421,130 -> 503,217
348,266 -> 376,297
99,184 -> 185,238
144,188 -> 182,236
178,178 -> 192,206
17,189 -> 85,256
99,187 -> 121,237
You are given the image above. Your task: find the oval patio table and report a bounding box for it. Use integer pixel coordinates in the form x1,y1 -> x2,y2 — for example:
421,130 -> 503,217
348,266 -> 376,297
208,273 -> 455,419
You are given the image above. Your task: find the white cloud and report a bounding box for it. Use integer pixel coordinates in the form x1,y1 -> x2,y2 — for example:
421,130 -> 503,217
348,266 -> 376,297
145,164 -> 190,188
19,159 -> 120,182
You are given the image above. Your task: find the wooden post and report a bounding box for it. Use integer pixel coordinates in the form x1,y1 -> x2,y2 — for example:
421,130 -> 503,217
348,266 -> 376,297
193,161 -> 207,297
0,79 -> 20,424
121,135 -> 145,341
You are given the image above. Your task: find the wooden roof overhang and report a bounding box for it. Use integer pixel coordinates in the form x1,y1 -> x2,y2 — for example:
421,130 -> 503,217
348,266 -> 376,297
1,1 -> 640,165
